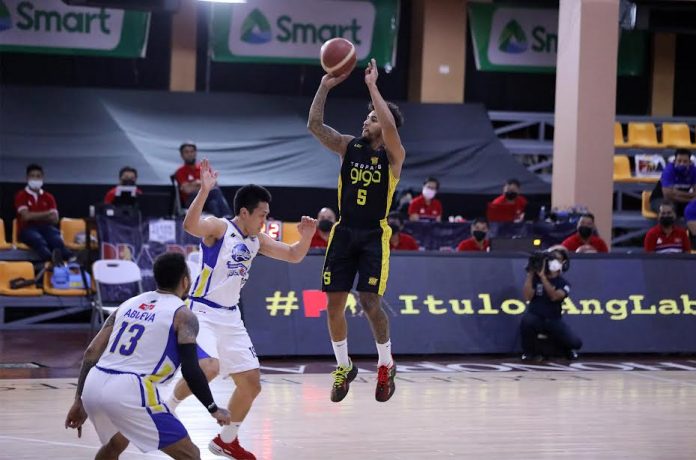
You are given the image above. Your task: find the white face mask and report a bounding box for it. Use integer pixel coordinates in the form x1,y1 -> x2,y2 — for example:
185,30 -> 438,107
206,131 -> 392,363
422,186 -> 436,200
28,179 -> 43,190
548,259 -> 563,272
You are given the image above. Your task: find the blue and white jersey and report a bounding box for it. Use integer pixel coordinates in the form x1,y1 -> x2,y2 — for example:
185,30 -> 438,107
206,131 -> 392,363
190,219 -> 260,308
97,291 -> 184,383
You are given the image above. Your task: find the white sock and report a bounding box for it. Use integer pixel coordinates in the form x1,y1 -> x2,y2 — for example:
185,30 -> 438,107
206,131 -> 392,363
220,422 -> 242,443
376,340 -> 393,367
332,339 -> 350,368
166,394 -> 182,412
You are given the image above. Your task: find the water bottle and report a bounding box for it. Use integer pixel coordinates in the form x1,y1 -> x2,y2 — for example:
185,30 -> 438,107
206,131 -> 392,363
539,206 -> 546,221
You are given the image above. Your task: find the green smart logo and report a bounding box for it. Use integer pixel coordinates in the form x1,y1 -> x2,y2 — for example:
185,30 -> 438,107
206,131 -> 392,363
0,0 -> 12,32
241,8 -> 272,44
498,19 -> 527,54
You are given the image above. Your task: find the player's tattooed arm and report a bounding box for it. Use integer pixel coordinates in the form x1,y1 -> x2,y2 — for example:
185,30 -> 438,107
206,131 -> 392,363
74,311 -> 116,399
307,84 -> 352,156
174,306 -> 199,345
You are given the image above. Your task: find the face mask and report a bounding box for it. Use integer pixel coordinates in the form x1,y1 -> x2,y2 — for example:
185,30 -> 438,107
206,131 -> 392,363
388,223 -> 401,234
184,158 -> 196,165
659,216 -> 675,227
473,230 -> 487,241
578,226 -> 593,239
548,259 -> 563,272
28,179 -> 43,190
422,187 -> 436,200
121,179 -> 136,186
504,191 -> 518,200
317,219 -> 334,232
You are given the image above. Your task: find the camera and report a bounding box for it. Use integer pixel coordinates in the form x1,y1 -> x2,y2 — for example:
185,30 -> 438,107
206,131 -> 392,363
525,251 -> 550,273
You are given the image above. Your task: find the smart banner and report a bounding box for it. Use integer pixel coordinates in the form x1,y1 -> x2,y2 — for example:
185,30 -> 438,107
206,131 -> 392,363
210,0 -> 399,69
240,254 -> 696,355
0,0 -> 150,57
468,3 -> 645,76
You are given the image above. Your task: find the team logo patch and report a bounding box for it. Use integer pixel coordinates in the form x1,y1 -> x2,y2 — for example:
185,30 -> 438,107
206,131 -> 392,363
370,156 -> 379,165
368,277 -> 378,286
231,243 -> 252,262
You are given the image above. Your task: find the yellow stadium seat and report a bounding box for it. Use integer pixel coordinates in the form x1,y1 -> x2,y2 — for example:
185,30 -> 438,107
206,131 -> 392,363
12,219 -> 30,250
641,191 -> 657,219
0,219 -> 12,250
60,217 -> 93,251
281,222 -> 302,244
627,122 -> 660,148
613,155 -> 632,181
614,123 -> 628,148
661,123 -> 695,148
0,262 -> 43,296
42,262 -> 92,296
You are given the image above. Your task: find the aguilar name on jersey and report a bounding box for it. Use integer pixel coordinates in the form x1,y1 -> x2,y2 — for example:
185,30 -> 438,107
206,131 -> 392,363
190,219 -> 260,308
339,137 -> 398,228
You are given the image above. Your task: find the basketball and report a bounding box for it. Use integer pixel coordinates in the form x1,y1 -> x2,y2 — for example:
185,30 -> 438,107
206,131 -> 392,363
320,38 -> 357,77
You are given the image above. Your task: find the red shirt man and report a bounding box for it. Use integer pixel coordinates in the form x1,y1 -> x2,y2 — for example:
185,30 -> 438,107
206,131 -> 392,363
456,218 -> 490,252
15,187 -> 58,234
174,161 -> 201,205
104,166 -> 142,204
310,207 -> 337,249
390,232 -> 419,250
409,177 -> 442,222
490,179 -> 527,222
561,214 -> 609,253
644,202 -> 691,253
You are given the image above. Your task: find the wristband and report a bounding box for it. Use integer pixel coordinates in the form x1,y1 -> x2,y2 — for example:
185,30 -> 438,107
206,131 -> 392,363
207,402 -> 218,414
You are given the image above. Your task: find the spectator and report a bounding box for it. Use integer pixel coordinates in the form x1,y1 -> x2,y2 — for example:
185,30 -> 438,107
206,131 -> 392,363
658,149 -> 696,217
456,218 -> 490,252
174,141 -> 232,217
561,213 -> 609,253
408,177 -> 442,222
392,189 -> 413,220
104,166 -> 142,205
14,164 -> 72,262
644,201 -> 691,253
310,207 -> 337,248
685,199 -> 696,248
490,178 -> 528,222
387,211 -> 419,251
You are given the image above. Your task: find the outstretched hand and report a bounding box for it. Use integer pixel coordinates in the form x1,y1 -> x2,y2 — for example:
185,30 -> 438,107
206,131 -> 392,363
199,158 -> 219,192
321,72 -> 350,90
65,399 -> 88,438
297,216 -> 318,239
364,58 -> 378,87
211,408 -> 232,426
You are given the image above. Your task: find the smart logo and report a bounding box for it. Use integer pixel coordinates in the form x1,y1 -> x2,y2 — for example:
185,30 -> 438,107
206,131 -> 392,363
240,8 -> 271,44
0,0 -> 12,32
498,20 -> 527,54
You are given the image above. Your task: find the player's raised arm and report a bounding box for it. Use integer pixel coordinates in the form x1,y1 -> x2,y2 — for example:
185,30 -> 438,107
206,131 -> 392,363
307,74 -> 354,156
365,59 -> 406,174
182,159 -> 227,241
173,306 -> 232,426
258,216 -> 317,263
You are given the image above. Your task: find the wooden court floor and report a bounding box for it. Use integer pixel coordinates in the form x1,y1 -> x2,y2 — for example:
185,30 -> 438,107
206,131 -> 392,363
1,369 -> 696,459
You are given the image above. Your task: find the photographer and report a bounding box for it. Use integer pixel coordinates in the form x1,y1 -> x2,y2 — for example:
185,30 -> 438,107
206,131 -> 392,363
520,247 -> 582,361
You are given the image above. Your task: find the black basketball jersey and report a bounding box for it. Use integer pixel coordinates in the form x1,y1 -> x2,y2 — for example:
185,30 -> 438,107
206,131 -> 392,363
338,137 -> 398,228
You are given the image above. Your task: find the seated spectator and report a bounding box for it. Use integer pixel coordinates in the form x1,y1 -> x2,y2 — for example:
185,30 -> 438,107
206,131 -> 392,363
409,177 -> 442,222
310,207 -> 337,248
174,141 -> 232,217
561,213 -> 609,253
387,212 -> 419,251
14,164 -> 73,262
104,166 -> 142,205
685,199 -> 696,248
489,178 -> 527,222
456,218 -> 490,252
644,201 -> 691,253
392,189 -> 413,220
658,149 -> 696,217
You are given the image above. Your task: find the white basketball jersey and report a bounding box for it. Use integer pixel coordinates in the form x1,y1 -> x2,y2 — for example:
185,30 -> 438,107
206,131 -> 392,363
97,291 -> 184,383
190,219 -> 260,308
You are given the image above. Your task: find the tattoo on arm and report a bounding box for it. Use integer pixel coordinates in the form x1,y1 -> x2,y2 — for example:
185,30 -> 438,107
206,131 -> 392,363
75,313 -> 115,398
176,307 -> 199,345
307,86 -> 346,154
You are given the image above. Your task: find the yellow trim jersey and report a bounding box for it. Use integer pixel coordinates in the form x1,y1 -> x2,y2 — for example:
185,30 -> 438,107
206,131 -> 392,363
338,137 -> 398,228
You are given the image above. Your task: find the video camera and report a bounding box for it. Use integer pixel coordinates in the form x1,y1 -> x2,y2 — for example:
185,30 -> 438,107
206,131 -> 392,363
525,251 -> 551,273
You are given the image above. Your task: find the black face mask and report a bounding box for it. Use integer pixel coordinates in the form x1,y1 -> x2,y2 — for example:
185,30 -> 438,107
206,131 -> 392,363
121,179 -> 136,186
184,158 -> 196,165
318,219 -> 334,232
659,216 -> 675,227
578,226 -> 593,239
504,191 -> 518,200
473,230 -> 487,241
388,223 -> 401,234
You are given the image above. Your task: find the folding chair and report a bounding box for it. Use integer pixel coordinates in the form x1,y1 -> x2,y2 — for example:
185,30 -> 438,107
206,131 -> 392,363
91,260 -> 143,331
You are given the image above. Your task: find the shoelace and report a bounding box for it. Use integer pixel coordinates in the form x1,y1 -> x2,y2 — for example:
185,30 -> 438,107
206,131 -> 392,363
331,366 -> 351,386
377,365 -> 390,385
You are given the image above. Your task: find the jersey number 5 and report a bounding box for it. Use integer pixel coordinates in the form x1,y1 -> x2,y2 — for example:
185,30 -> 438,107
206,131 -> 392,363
357,189 -> 367,205
109,321 -> 145,356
